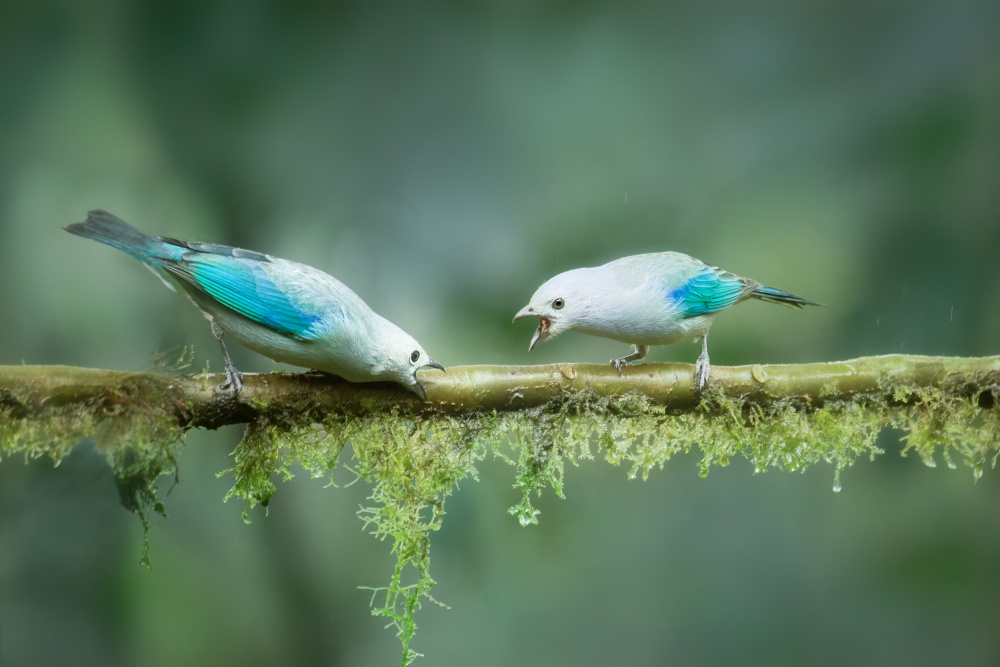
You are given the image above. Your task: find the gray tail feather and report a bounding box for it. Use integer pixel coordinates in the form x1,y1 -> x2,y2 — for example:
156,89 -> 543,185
65,210 -> 163,260
752,285 -> 821,309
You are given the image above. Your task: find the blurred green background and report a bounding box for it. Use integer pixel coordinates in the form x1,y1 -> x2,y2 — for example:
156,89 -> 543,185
2,1 -> 1000,665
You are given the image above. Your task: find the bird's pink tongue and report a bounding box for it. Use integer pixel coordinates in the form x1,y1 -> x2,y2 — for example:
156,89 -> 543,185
539,316 -> 551,333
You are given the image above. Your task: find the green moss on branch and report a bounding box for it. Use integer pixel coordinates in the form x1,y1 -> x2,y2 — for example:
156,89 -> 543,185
2,355 -> 999,664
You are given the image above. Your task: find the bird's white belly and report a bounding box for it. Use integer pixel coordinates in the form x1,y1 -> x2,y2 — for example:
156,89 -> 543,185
198,300 -> 372,382
576,312 -> 716,346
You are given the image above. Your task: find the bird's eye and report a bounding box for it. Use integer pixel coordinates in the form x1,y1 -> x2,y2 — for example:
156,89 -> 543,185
411,350 -> 420,363
552,298 -> 565,310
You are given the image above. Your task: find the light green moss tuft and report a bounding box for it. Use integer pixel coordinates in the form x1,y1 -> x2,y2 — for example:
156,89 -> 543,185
891,379 -> 1000,479
0,380 -> 184,567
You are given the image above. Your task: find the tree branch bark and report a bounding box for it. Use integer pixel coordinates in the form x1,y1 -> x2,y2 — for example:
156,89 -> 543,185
1,354 -> 997,431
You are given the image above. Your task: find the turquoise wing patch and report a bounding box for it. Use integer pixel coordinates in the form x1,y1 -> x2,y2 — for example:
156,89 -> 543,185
669,267 -> 748,318
184,256 -> 323,339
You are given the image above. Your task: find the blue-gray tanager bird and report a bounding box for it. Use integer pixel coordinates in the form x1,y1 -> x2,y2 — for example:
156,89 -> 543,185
66,210 -> 444,399
513,252 -> 818,388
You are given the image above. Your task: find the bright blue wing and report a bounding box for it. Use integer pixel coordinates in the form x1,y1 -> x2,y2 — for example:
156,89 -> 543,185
669,267 -> 749,318
179,254 -> 323,340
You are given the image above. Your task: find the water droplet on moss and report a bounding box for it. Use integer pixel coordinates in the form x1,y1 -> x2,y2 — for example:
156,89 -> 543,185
518,508 -> 540,526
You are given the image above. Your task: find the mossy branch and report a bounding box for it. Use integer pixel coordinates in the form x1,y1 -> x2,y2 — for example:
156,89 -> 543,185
3,354 -> 999,665
1,354 -> 996,426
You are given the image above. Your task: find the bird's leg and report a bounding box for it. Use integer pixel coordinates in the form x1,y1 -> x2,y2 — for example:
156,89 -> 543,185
210,321 -> 243,393
694,335 -> 710,390
611,344 -> 648,375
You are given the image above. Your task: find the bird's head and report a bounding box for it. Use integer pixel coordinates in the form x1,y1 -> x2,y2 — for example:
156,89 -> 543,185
512,270 -> 587,350
372,322 -> 445,400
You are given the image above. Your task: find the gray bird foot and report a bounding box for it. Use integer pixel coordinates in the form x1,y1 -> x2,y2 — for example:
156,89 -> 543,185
220,365 -> 244,394
210,323 -> 243,394
611,345 -> 647,376
694,354 -> 710,390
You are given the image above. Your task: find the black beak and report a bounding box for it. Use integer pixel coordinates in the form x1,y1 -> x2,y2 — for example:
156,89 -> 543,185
412,358 -> 444,401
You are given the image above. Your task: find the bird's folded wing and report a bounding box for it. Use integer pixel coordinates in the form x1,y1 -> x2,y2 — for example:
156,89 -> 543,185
668,267 -> 752,318
167,254 -> 324,340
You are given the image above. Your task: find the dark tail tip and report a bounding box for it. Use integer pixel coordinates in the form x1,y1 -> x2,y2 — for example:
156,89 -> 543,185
753,285 -> 822,309
65,209 -> 128,236
65,210 -> 155,256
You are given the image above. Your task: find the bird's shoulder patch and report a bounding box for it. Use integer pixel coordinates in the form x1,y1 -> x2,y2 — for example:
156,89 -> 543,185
667,266 -> 753,318
162,238 -> 274,264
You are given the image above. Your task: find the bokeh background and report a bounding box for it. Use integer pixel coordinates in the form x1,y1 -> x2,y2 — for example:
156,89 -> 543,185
2,1 -> 1000,665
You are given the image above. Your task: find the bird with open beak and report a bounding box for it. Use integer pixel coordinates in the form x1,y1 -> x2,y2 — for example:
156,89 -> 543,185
514,251 -> 817,388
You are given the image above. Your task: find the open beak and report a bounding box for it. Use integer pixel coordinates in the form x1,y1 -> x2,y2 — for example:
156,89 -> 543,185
528,317 -> 551,351
412,357 -> 445,401
514,306 -> 552,351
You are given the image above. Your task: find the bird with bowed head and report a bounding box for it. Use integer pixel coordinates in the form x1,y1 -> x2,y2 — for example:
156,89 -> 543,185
513,252 -> 818,389
66,210 -> 444,399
